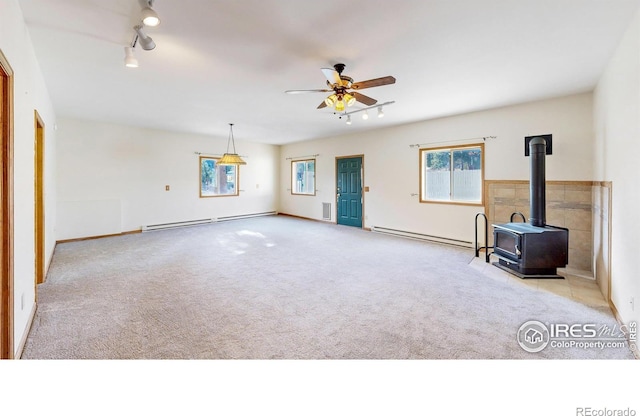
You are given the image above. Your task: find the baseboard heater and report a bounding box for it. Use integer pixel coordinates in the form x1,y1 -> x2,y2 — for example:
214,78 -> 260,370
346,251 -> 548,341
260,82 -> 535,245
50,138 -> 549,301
142,211 -> 277,232
216,211 -> 277,222
370,226 -> 473,248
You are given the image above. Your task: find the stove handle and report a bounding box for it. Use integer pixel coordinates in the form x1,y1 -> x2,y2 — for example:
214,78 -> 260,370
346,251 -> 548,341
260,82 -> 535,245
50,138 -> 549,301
515,244 -> 521,256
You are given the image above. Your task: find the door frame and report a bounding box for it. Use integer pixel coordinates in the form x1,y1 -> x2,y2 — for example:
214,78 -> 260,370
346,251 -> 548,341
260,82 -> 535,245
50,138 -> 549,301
1,49 -> 15,359
34,110 -> 45,287
335,154 -> 365,228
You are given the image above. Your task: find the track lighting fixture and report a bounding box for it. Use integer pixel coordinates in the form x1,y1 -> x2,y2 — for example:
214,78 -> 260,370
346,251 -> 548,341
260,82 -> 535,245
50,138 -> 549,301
123,1 -> 160,68
336,101 -> 395,124
140,0 -> 161,27
134,25 -> 156,50
124,46 -> 138,68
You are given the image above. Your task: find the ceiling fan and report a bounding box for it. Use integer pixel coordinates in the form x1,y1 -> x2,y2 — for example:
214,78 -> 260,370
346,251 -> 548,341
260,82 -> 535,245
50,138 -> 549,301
285,63 -> 396,112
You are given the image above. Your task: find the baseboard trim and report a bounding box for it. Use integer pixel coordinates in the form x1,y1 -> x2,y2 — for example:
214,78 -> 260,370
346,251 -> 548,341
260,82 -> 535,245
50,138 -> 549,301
16,302 -> 37,359
57,229 -> 142,244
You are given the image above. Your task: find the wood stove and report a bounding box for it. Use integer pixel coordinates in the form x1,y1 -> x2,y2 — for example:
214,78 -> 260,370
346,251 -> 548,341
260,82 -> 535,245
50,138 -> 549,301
492,136 -> 569,278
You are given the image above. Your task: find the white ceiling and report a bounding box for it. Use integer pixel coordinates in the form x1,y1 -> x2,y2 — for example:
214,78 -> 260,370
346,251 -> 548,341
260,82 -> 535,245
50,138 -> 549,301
19,0 -> 640,145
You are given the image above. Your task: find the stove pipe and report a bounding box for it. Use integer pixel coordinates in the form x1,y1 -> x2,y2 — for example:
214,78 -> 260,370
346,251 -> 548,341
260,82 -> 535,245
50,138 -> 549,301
529,137 -> 547,227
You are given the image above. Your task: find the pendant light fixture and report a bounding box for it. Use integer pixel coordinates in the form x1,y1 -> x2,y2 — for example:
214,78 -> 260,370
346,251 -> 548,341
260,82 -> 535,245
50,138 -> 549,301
217,123 -> 247,165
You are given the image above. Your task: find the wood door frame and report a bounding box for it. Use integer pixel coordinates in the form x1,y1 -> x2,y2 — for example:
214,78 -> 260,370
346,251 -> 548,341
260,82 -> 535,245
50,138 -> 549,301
1,49 -> 15,359
34,110 -> 45,287
335,154 -> 365,228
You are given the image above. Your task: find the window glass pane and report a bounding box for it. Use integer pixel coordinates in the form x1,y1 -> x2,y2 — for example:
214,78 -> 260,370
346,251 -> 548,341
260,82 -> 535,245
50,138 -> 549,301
218,165 -> 237,195
201,158 -> 217,196
425,150 -> 451,200
420,145 -> 483,204
452,148 -> 481,202
292,160 -> 315,195
200,157 -> 238,197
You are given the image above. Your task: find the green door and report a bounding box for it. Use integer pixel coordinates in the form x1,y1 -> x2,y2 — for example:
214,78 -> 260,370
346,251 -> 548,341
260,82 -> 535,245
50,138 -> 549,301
336,157 -> 363,228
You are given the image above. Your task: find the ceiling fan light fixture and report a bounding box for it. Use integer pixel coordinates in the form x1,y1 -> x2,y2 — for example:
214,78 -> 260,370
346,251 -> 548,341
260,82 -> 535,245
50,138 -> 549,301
124,46 -> 138,68
335,99 -> 345,112
324,94 -> 337,107
344,93 -> 356,107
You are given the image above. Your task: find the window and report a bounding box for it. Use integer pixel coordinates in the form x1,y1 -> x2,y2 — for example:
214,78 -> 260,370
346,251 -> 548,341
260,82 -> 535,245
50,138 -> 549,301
420,144 -> 483,204
199,156 -> 239,197
291,159 -> 315,195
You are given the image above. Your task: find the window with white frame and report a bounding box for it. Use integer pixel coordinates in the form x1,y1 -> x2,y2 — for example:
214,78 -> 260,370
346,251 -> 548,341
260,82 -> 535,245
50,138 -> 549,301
199,156 -> 239,197
291,159 -> 316,195
420,144 -> 483,204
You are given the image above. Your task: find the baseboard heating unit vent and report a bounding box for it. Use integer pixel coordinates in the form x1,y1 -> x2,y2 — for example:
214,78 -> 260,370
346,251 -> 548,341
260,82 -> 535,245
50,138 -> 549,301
370,226 -> 473,249
142,218 -> 213,232
142,212 -> 277,232
322,203 -> 331,220
216,211 -> 277,222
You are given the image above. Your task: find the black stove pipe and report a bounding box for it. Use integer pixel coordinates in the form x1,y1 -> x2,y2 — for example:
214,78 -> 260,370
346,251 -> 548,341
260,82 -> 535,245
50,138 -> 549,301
529,137 -> 546,227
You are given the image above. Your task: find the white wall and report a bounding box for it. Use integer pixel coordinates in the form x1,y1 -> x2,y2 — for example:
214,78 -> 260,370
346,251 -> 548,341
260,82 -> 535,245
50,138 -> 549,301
56,118 -> 279,239
594,7 -> 640,327
0,0 -> 57,356
280,93 -> 593,244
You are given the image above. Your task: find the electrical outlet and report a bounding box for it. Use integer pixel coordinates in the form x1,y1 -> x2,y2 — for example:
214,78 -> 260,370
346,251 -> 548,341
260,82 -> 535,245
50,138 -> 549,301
165,185 -> 170,191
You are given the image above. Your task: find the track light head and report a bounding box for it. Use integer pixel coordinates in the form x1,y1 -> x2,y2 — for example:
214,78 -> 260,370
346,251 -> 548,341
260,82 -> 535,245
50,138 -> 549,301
377,107 -> 384,118
362,110 -> 369,120
124,46 -> 138,68
346,115 -> 352,125
134,25 -> 156,50
141,7 -> 160,27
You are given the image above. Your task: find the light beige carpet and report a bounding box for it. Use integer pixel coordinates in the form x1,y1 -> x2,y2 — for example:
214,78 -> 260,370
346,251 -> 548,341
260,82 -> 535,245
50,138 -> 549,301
21,215 -> 635,359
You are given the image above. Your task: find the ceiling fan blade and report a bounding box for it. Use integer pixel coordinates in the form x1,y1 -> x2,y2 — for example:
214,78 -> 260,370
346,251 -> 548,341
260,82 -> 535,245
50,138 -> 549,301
317,101 -> 328,109
285,89 -> 332,94
351,76 -> 396,90
352,92 -> 377,106
321,67 -> 341,86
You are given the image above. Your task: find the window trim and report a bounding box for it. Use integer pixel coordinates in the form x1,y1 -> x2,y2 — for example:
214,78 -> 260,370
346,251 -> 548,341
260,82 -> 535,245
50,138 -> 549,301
419,143 -> 484,206
290,158 -> 316,196
199,156 -> 240,198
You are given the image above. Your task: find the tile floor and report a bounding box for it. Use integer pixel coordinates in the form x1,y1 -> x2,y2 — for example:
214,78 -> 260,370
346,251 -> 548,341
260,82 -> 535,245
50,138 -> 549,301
469,254 -> 610,311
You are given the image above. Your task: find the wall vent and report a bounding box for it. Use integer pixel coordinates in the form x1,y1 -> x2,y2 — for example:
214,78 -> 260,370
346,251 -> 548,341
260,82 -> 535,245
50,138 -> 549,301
370,226 -> 472,249
322,203 -> 331,220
